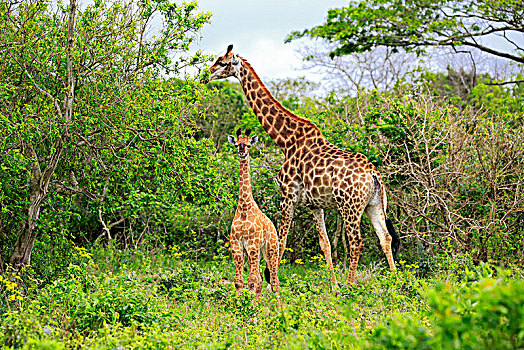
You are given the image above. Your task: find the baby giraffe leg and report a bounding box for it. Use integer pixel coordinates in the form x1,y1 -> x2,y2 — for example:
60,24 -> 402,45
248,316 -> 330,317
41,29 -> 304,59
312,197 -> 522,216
230,238 -> 244,291
247,249 -> 262,301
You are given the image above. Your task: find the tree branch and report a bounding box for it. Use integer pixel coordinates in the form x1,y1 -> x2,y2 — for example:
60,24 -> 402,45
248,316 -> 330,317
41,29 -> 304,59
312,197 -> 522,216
64,0 -> 76,132
485,79 -> 524,86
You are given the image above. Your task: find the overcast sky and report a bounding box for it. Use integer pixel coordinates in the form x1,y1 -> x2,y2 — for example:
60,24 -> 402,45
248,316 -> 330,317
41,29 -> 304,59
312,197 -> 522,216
188,1 -> 523,85
189,0 -> 348,82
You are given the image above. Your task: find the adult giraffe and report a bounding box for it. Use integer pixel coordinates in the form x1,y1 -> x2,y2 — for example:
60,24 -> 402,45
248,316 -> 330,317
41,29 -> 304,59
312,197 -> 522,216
205,45 -> 400,290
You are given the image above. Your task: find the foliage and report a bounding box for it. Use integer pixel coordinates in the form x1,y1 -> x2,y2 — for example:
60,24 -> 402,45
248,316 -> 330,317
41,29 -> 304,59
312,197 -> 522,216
0,0 -> 216,269
267,77 -> 320,111
1,247 -> 522,349
199,80 -> 251,148
1,1 -> 523,347
286,0 -> 524,64
370,266 -> 524,349
419,69 -> 524,112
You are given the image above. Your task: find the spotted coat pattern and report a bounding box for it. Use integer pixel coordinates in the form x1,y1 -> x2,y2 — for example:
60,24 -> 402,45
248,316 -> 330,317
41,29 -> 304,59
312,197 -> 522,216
228,130 -> 280,303
208,45 -> 396,289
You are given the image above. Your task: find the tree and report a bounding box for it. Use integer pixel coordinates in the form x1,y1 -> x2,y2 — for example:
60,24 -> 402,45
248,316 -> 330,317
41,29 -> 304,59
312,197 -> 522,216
286,0 -> 524,65
295,41 -> 420,92
0,0 -> 214,270
267,77 -> 319,109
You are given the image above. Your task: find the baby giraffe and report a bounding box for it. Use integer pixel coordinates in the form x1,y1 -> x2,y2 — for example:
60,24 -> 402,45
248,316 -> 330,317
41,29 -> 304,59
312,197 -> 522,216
228,128 -> 280,305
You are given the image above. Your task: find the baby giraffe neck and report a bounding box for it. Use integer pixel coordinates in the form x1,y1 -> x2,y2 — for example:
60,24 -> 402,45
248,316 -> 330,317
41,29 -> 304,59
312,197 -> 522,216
238,157 -> 255,208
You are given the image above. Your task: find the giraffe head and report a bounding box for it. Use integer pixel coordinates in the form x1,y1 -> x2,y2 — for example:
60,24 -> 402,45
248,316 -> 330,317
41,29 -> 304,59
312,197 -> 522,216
205,44 -> 242,82
228,128 -> 258,160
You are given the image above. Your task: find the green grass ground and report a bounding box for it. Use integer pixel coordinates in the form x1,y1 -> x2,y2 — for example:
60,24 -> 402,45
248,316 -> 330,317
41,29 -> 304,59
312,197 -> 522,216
1,246 -> 523,349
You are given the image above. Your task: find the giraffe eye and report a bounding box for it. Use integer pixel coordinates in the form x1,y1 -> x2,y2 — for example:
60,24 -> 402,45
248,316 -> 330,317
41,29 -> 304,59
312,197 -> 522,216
219,62 -> 228,67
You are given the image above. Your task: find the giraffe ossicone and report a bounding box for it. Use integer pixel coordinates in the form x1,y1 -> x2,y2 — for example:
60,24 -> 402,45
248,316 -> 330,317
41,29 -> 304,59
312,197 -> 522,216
228,128 -> 281,305
207,45 -> 400,291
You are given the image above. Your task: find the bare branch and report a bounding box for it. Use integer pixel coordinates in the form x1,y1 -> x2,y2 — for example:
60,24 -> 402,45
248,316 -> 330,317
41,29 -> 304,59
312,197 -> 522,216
485,79 -> 524,86
64,0 -> 76,132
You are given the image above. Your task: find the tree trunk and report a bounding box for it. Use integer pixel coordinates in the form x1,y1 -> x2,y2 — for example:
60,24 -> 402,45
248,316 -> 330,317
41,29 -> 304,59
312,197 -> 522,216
9,141 -> 64,271
9,161 -> 48,270
9,189 -> 46,270
9,140 -> 62,270
9,0 -> 75,271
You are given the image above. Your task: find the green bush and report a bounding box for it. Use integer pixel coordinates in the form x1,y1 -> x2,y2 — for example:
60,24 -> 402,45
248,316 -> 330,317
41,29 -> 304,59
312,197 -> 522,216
369,266 -> 524,349
2,245 -> 524,349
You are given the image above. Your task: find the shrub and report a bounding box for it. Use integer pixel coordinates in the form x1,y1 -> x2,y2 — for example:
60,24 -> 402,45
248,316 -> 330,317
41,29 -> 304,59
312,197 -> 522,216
369,266 -> 524,349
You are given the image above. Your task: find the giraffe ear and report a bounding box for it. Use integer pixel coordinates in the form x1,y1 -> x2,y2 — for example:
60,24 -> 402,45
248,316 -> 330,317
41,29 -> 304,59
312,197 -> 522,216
249,135 -> 258,146
228,135 -> 236,146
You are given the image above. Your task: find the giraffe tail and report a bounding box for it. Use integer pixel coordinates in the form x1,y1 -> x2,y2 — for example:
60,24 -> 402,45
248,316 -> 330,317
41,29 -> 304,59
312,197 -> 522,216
374,173 -> 401,260
386,218 -> 401,259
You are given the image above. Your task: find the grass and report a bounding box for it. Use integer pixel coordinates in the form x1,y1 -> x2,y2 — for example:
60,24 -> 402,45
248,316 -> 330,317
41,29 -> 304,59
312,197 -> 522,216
0,245 -> 523,349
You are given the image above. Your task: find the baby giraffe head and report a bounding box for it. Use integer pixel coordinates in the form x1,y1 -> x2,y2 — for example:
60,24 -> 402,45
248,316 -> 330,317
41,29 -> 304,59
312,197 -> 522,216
228,128 -> 258,160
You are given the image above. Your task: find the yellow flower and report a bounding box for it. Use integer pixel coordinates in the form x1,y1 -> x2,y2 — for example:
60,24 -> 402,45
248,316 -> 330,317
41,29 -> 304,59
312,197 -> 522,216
6,281 -> 16,291
295,259 -> 304,265
309,254 -> 324,262
285,248 -> 293,252
280,259 -> 287,264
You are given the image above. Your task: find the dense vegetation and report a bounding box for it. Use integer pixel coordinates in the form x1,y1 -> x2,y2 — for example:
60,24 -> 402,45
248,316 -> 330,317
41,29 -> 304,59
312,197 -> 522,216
1,0 -> 523,348
1,248 -> 523,349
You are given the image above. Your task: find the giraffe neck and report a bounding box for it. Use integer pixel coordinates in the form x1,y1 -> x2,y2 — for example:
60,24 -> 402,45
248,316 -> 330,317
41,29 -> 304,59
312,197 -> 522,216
237,157 -> 256,211
237,57 -> 325,157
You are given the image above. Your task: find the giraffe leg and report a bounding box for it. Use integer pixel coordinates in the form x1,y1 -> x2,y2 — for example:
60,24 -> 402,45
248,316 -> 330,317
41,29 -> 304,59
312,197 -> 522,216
261,243 -> 273,293
247,248 -> 262,301
260,243 -> 268,287
310,209 -> 339,293
277,197 -> 296,262
267,225 -> 281,307
339,207 -> 364,284
230,238 -> 244,291
345,222 -> 363,284
365,204 -> 396,272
